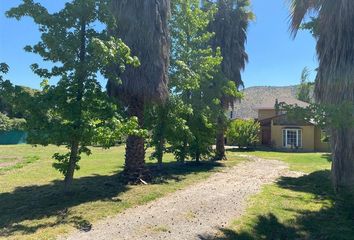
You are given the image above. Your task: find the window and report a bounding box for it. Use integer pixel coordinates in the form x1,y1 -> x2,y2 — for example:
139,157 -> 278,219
282,129 -> 302,148
230,111 -> 233,119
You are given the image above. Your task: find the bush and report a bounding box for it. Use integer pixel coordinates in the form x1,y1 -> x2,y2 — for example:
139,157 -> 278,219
0,112 -> 26,131
226,119 -> 260,148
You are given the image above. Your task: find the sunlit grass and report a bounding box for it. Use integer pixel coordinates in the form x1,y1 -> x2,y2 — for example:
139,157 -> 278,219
214,150 -> 354,240
233,150 -> 331,173
0,145 -> 243,240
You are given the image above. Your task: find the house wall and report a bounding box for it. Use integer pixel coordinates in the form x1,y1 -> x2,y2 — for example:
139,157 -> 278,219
271,122 -> 315,152
314,127 -> 331,152
258,109 -> 276,120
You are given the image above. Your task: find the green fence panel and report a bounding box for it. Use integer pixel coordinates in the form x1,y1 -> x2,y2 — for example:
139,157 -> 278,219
0,131 -> 27,145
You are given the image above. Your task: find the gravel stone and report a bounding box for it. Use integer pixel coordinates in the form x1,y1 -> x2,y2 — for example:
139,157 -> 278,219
61,156 -> 301,240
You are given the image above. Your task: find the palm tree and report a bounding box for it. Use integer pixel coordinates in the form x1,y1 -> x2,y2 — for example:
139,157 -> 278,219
210,0 -> 253,160
290,0 -> 354,190
108,0 -> 170,182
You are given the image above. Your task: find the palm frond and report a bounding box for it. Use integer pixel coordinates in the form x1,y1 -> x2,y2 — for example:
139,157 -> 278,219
210,0 -> 252,107
289,0 -> 322,37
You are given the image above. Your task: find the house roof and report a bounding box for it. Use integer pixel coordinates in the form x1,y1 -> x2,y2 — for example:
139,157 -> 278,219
230,86 -> 308,119
259,113 -> 315,126
254,97 -> 310,110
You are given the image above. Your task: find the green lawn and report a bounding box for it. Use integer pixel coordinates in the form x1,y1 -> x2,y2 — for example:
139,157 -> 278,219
0,145 -> 243,240
2,147 -> 353,240
211,150 -> 354,240
234,150 -> 332,173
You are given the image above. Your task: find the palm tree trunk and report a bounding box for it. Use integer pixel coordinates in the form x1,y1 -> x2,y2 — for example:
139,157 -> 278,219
125,97 -> 147,182
215,131 -> 226,160
215,115 -> 226,161
64,141 -> 79,193
331,127 -> 354,191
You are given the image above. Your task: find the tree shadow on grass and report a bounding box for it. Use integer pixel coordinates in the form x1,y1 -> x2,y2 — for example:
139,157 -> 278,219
321,153 -> 332,162
0,172 -> 129,237
277,170 -> 354,240
199,213 -> 301,240
199,170 -> 354,240
0,160 -> 222,237
147,161 -> 223,184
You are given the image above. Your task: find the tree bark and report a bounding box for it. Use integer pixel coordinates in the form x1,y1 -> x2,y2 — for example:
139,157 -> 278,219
331,127 -> 354,191
180,137 -> 188,163
156,136 -> 165,167
195,149 -> 200,163
124,97 -> 148,182
64,141 -> 79,193
215,131 -> 226,161
215,115 -> 226,161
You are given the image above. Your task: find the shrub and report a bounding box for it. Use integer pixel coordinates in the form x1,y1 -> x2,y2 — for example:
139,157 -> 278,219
0,112 -> 26,131
226,119 -> 260,148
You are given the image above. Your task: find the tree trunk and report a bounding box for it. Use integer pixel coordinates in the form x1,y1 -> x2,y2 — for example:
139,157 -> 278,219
156,136 -> 165,167
215,115 -> 226,161
63,16 -> 86,193
124,97 -> 148,182
64,141 -> 79,193
331,127 -> 354,191
180,137 -> 188,163
195,148 -> 200,163
215,131 -> 226,160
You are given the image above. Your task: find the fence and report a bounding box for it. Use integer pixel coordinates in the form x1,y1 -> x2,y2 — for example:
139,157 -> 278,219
0,130 -> 27,145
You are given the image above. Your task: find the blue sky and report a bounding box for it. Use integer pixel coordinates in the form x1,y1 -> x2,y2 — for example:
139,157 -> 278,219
0,0 -> 318,89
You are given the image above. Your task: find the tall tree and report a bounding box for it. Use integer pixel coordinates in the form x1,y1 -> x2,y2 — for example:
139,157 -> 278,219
108,0 -> 170,181
297,67 -> 314,103
169,0 -> 222,162
0,63 -> 10,115
209,0 -> 253,160
7,0 -> 138,192
290,0 -> 354,190
145,103 -> 169,166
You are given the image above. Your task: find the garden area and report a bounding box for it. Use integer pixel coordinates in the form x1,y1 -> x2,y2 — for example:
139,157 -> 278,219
0,145 -> 244,239
1,0 -> 354,239
1,146 -> 353,239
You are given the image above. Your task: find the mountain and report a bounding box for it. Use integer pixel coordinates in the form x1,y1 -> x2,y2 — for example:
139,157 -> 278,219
230,85 -> 300,119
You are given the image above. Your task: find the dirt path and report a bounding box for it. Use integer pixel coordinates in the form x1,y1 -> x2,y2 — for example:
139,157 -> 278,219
62,156 -> 299,240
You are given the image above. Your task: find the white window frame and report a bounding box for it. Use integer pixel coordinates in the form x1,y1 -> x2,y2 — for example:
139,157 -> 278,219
282,128 -> 302,148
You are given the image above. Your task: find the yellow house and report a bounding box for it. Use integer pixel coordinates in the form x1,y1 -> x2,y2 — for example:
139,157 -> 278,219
256,98 -> 330,152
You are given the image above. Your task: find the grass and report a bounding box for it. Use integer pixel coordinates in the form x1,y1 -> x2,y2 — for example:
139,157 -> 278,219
0,155 -> 40,173
207,150 -> 354,240
232,150 -> 332,173
146,225 -> 170,233
0,144 -> 243,240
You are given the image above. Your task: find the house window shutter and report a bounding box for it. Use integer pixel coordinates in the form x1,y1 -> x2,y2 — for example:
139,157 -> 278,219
297,129 -> 302,147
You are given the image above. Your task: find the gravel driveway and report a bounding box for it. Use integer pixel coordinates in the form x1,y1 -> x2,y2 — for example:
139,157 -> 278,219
62,156 -> 296,240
